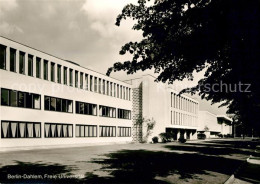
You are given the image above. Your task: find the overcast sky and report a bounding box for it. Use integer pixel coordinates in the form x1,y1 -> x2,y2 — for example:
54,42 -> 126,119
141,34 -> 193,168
0,0 -> 228,115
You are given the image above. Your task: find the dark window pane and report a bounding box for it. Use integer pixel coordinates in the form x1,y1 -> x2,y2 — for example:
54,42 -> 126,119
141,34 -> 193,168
63,67 -> 67,85
18,92 -> 25,107
1,88 -> 9,105
62,99 -> 67,112
10,48 -> 16,72
44,60 -> 48,80
0,45 -> 6,70
44,96 -> 50,110
69,69 -> 73,86
56,98 -> 61,111
36,57 -> 41,78
51,62 -> 55,82
84,103 -> 88,114
10,90 -> 18,107
25,93 -> 33,108
57,65 -> 61,83
28,55 -> 33,76
75,71 -> 78,87
19,52 -> 25,74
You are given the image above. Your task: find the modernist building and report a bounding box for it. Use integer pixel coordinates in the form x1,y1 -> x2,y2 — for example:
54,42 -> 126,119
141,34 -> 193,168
0,36 -> 132,148
127,75 -> 199,142
197,111 -> 232,138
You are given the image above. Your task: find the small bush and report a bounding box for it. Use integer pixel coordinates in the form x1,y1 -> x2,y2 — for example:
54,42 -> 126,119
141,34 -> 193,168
178,137 -> 186,143
152,136 -> 159,143
197,133 -> 206,139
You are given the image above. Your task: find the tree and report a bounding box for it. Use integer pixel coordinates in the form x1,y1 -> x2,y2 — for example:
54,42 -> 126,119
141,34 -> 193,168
107,0 -> 260,131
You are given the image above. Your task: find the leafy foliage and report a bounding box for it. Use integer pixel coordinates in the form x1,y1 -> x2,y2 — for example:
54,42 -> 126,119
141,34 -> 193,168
107,0 -> 260,130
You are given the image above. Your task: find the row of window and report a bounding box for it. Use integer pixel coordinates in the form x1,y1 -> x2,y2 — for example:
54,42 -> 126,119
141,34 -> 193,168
1,88 -> 40,109
170,111 -> 197,127
0,44 -> 131,101
44,96 -> 73,113
0,88 -> 131,119
170,92 -> 198,114
1,121 -> 131,138
75,101 -> 97,116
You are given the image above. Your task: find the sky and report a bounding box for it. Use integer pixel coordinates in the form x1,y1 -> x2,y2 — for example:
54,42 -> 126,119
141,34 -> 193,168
0,0 -> 228,114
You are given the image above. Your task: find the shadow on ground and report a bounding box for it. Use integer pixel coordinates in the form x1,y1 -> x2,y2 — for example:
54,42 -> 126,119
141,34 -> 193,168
0,161 -> 80,183
0,149 -> 243,183
165,143 -> 259,157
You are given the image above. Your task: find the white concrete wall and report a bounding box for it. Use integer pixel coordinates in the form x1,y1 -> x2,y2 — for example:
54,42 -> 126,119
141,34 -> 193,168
129,75 -> 199,142
0,36 -> 132,148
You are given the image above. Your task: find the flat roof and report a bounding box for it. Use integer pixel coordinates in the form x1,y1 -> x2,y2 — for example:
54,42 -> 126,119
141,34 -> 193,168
0,35 -> 130,85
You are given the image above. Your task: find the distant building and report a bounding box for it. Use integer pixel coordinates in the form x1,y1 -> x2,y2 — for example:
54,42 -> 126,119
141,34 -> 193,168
197,111 -> 232,138
0,36 -> 132,148
126,75 -> 199,142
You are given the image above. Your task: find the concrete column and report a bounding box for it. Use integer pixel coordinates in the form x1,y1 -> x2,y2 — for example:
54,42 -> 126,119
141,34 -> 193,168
6,46 -> 10,71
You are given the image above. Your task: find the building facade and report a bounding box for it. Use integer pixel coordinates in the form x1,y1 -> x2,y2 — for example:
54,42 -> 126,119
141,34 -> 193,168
0,36 -> 132,148
197,111 -> 232,138
127,75 -> 199,142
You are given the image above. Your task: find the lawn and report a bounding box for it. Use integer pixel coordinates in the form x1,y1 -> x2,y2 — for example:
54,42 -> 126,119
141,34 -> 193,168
0,139 -> 257,183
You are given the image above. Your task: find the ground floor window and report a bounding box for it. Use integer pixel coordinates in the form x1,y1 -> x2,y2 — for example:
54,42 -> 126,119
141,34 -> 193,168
118,127 -> 131,137
44,123 -> 73,138
99,126 -> 116,137
1,121 -> 41,138
75,124 -> 97,137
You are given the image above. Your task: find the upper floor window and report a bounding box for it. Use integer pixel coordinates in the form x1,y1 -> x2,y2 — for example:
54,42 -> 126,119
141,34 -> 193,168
19,51 -> 25,74
57,65 -> 61,83
69,69 -> 73,86
43,60 -> 48,80
118,108 -> 131,120
103,80 -> 106,94
44,95 -> 73,113
75,101 -> 97,116
63,67 -> 67,85
51,62 -> 55,82
106,81 -> 109,95
1,88 -> 41,109
10,48 -> 16,72
0,44 -> 6,70
75,70 -> 78,88
36,57 -> 41,78
90,75 -> 93,91
80,72 -> 83,89
98,78 -> 102,93
28,54 -> 33,77
85,74 -> 88,90
110,82 -> 113,96
99,105 -> 116,118
94,77 -> 97,92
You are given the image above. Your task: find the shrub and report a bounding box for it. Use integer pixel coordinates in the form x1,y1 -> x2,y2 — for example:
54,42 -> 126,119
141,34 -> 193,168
178,137 -> 186,143
197,133 -> 206,139
152,136 -> 159,143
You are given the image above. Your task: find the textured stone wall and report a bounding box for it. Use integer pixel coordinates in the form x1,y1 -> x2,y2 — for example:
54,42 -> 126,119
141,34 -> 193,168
132,83 -> 143,142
